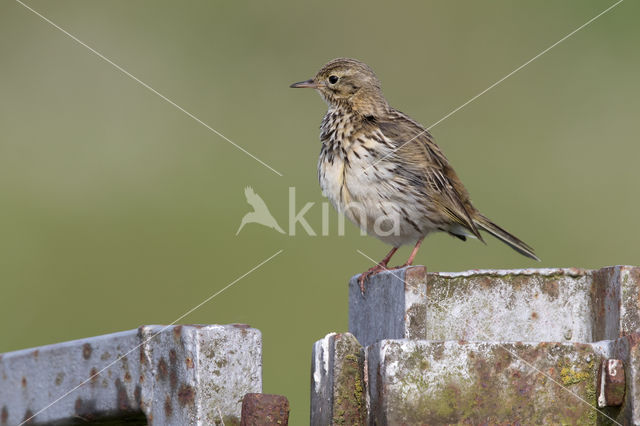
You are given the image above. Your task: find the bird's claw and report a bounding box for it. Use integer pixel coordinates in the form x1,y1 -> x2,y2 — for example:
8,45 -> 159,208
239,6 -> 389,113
358,263 -> 388,295
358,261 -> 416,295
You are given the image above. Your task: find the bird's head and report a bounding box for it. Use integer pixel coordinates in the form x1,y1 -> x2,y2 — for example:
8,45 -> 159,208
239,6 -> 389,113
290,58 -> 388,116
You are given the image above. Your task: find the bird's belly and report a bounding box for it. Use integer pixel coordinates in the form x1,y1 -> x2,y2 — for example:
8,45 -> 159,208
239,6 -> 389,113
319,154 -> 433,246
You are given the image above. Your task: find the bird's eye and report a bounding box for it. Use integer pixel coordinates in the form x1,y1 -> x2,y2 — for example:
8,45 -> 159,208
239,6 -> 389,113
328,75 -> 339,84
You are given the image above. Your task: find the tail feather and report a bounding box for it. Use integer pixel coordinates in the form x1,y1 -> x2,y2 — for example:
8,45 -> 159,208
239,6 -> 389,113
474,214 -> 540,261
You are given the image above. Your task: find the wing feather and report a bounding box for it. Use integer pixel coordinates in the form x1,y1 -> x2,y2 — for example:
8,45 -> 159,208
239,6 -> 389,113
376,110 -> 483,241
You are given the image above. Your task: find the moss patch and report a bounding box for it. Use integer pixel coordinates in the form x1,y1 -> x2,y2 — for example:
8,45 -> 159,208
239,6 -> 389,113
332,334 -> 366,425
380,341 -> 601,425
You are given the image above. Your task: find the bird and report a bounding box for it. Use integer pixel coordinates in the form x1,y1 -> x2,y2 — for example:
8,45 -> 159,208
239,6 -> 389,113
290,58 -> 539,293
236,186 -> 285,235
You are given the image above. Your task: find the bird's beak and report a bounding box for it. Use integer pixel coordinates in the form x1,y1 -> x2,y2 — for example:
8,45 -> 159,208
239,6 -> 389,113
290,79 -> 318,89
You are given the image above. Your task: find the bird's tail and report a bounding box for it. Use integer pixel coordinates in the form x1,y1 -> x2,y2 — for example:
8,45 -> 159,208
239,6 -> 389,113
473,214 -> 540,261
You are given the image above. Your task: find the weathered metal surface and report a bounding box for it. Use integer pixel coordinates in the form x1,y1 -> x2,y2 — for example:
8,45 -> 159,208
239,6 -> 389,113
240,393 -> 289,425
349,265 -> 640,344
349,266 -> 427,348
0,324 -> 262,425
426,268 -> 594,342
598,359 -> 625,408
311,333 -> 334,426
333,266 -> 640,423
310,333 -> 366,426
613,333 -> 640,424
594,266 -> 640,339
367,340 -> 606,425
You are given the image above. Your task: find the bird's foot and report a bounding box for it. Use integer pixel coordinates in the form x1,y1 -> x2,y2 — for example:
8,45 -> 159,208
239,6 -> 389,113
358,263 -> 389,295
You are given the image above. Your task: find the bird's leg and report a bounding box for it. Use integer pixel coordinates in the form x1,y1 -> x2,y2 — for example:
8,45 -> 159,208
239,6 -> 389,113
358,246 -> 399,294
402,238 -> 424,267
388,237 -> 425,270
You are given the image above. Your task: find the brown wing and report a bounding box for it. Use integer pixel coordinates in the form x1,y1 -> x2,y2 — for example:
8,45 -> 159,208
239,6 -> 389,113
376,109 -> 483,241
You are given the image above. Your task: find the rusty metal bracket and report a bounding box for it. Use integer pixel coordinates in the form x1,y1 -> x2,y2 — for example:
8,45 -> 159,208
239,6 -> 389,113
598,358 -> 625,407
241,393 -> 290,425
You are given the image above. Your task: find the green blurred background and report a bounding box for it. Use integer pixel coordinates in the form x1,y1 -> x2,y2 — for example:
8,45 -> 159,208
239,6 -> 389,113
1,0 -> 638,423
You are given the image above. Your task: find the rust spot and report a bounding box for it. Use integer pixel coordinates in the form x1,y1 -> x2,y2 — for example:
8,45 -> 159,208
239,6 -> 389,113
124,372 -> 132,383
173,325 -> 182,341
405,265 -> 427,283
158,358 -> 168,379
476,276 -> 493,289
74,398 -> 97,421
21,377 -> 27,388
531,312 -> 538,320
115,379 -> 130,411
169,350 -> 178,391
139,346 -> 147,365
541,279 -> 560,299
177,384 -> 195,407
183,324 -> 205,329
185,357 -> 194,369
1,406 -> 8,424
22,410 -> 33,424
164,395 -> 173,417
90,368 -> 99,385
82,343 -> 92,360
232,323 -> 251,329
628,333 -> 640,348
134,385 -> 142,405
170,370 -> 178,392
139,374 -> 144,383
55,372 -> 64,386
32,350 -> 39,359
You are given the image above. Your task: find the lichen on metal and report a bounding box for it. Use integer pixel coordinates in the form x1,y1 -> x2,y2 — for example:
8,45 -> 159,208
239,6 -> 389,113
349,265 -> 640,345
0,324 -> 262,425
323,265 -> 640,424
311,333 -> 367,426
368,340 -> 601,424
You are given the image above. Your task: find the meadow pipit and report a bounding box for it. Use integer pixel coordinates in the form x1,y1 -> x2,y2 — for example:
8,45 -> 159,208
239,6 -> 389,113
291,58 -> 539,292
